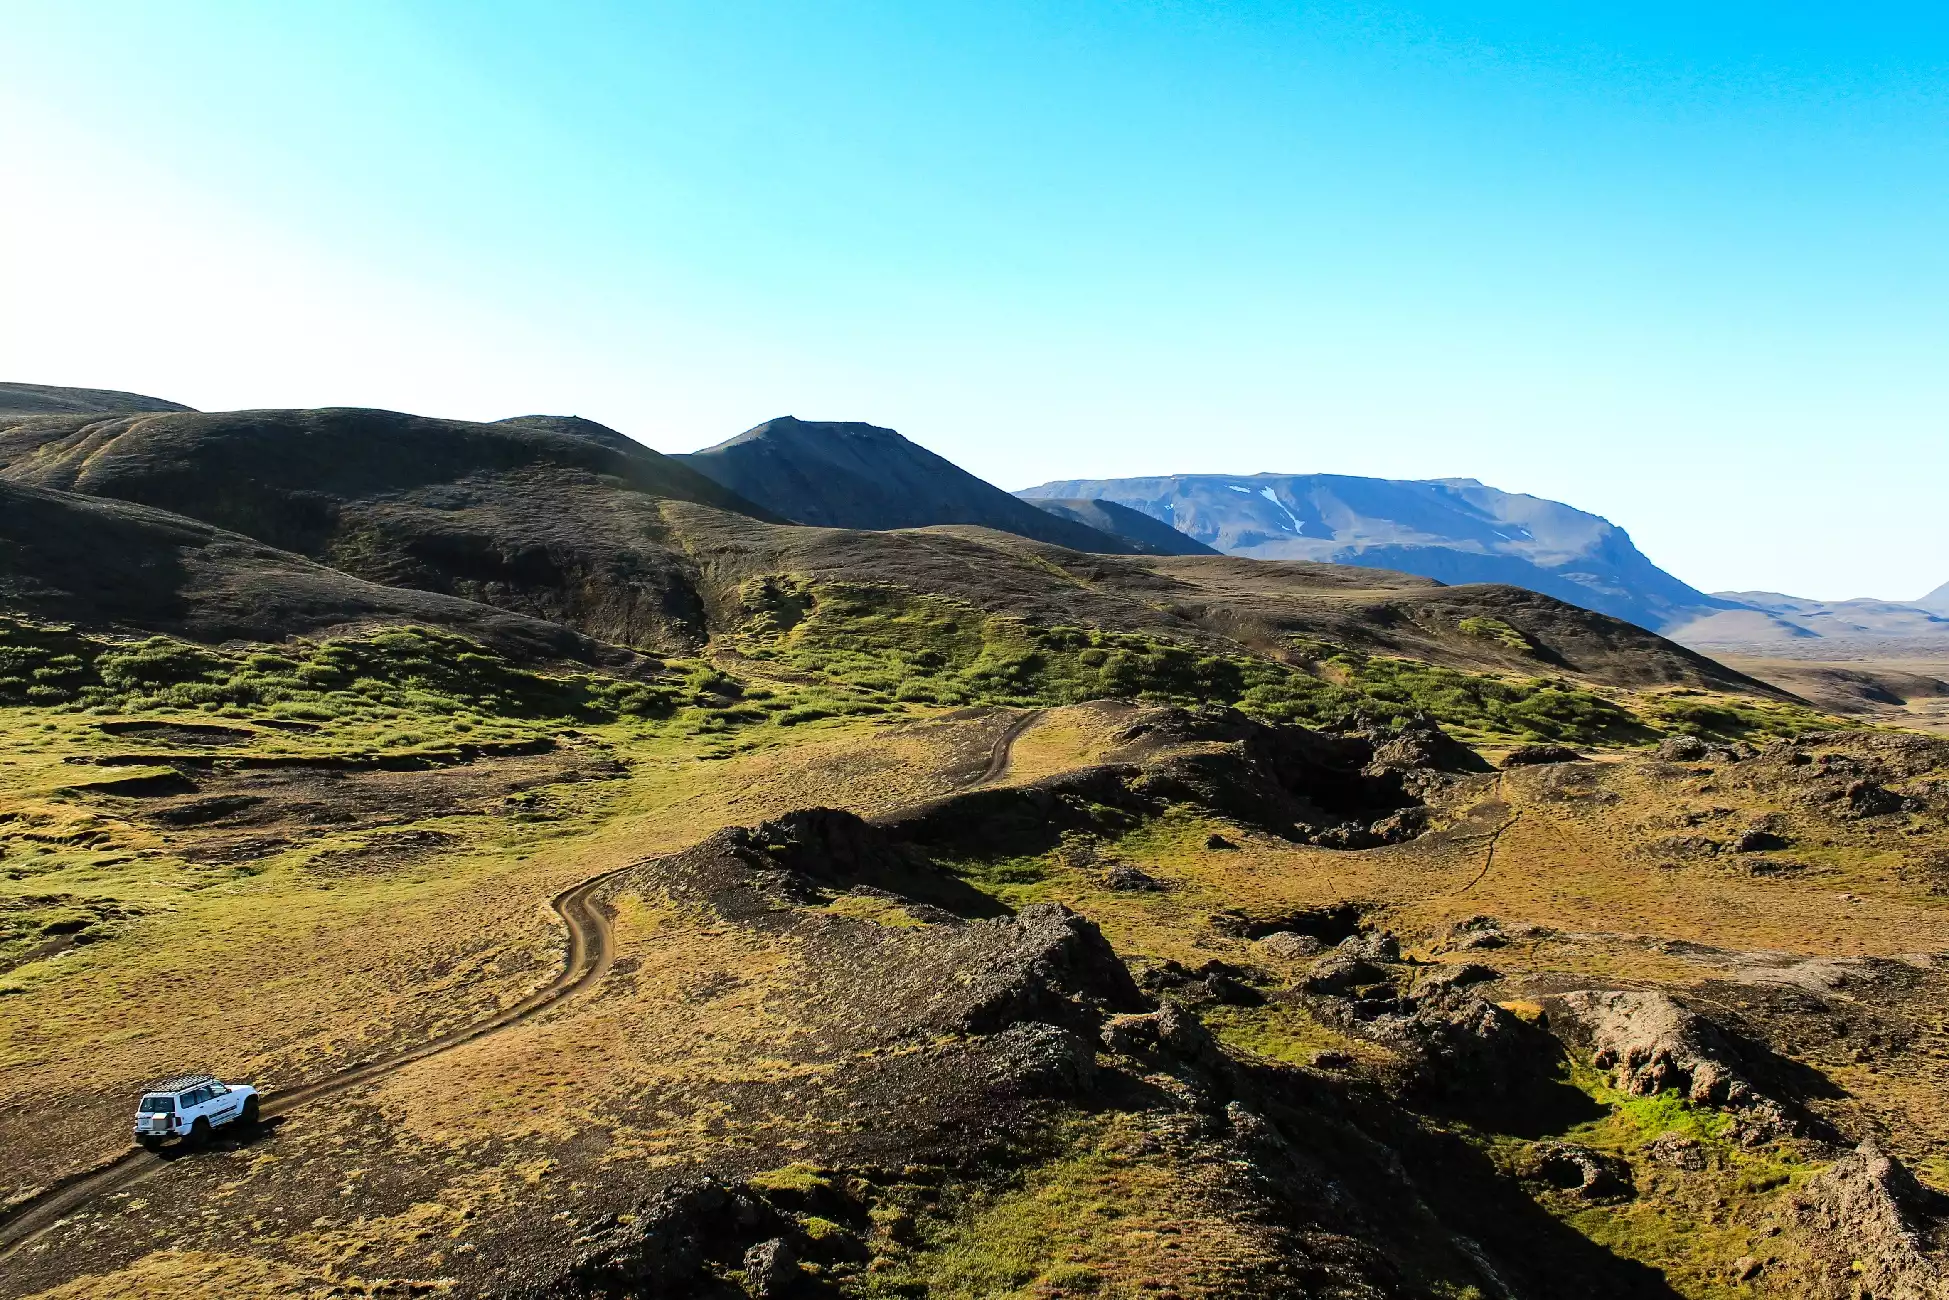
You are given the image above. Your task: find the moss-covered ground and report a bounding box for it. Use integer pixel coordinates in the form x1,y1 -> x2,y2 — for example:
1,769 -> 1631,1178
1,591 -> 1928,1300
730,579 -> 1832,746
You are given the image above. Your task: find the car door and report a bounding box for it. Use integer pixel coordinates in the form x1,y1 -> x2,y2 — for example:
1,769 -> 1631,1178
208,1084 -> 240,1124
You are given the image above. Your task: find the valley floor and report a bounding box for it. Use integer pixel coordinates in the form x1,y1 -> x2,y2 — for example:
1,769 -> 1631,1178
5,692 -> 1949,1298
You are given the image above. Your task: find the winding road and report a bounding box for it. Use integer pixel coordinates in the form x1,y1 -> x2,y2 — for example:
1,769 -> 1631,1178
0,706 -> 1042,1260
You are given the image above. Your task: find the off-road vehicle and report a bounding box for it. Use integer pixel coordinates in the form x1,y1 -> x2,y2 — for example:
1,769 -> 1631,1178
132,1073 -> 259,1149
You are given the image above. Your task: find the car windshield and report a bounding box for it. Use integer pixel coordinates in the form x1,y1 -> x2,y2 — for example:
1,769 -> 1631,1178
139,1096 -> 175,1113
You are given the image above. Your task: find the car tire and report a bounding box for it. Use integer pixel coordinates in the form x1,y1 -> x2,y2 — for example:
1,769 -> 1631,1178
239,1096 -> 260,1128
189,1117 -> 211,1148
138,1136 -> 163,1152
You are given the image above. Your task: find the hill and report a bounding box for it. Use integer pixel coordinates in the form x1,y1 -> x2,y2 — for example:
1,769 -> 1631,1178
0,479 -> 607,661
0,382 -> 193,417
678,416 -> 1136,553
1019,472 -> 1731,633
1026,497 -> 1219,555
0,406 -> 774,652
1920,580 -> 1949,613
12,392 -> 1925,1300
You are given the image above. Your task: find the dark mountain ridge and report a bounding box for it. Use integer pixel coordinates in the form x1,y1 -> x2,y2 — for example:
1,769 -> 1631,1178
678,416 -> 1138,553
1025,497 -> 1219,556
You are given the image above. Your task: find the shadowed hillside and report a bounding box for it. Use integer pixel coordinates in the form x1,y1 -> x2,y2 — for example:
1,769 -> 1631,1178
679,415 -> 1136,553
0,406 -> 775,652
0,480 -> 609,662
1027,497 -> 1219,556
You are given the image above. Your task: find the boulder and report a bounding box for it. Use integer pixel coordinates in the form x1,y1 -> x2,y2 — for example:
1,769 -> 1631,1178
742,1237 -> 798,1298
986,1021 -> 1099,1096
1100,1002 -> 1223,1069
1306,955 -> 1390,996
1102,864 -> 1166,892
953,903 -> 1149,1034
1645,1132 -> 1709,1172
1254,931 -> 1325,962
1336,931 -> 1402,963
1501,744 -> 1584,768
1412,963 -> 1499,994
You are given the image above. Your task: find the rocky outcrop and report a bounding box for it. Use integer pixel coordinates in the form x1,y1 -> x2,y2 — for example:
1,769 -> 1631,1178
1298,931 -> 1556,1113
511,1178 -> 780,1298
1545,990 -> 1803,1141
950,903 -> 1150,1034
1549,990 -> 1760,1107
1790,1143 -> 1949,1300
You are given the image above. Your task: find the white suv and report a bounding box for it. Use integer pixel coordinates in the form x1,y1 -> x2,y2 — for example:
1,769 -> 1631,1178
133,1073 -> 260,1149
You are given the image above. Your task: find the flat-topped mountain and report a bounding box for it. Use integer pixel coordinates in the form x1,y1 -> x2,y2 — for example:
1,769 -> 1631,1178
1019,472 -> 1730,633
1669,588 -> 1949,655
678,416 -> 1137,553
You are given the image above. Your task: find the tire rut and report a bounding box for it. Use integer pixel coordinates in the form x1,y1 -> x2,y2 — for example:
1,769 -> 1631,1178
0,707 -> 1044,1258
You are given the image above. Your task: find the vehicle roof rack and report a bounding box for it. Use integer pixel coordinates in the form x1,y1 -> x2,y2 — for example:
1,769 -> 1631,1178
146,1073 -> 218,1094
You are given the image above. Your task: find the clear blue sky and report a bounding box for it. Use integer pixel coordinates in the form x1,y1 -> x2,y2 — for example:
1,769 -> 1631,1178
4,2 -> 1945,600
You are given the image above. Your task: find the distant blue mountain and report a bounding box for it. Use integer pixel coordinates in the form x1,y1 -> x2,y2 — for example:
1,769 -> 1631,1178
1019,472 -> 1732,633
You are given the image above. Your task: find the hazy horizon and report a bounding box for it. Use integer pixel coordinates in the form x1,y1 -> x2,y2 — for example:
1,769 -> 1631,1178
5,2 -> 1945,602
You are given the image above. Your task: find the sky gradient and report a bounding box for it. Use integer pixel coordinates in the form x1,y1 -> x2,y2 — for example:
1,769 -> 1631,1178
4,2 -> 1945,600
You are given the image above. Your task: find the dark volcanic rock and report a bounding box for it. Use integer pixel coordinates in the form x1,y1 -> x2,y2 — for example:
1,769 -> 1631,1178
1789,1143 -> 1949,1299
1501,744 -> 1585,768
741,1237 -> 798,1297
1525,1143 -> 1634,1201
1102,863 -> 1166,891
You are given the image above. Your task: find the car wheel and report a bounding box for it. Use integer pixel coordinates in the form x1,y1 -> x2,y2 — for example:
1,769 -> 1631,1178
189,1117 -> 211,1148
138,1136 -> 163,1152
239,1096 -> 260,1128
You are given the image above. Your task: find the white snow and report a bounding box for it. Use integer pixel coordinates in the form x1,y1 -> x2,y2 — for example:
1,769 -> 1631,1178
1257,486 -> 1306,535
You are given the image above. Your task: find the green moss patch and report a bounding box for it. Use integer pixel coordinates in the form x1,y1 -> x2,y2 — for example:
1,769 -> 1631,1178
735,581 -> 1662,745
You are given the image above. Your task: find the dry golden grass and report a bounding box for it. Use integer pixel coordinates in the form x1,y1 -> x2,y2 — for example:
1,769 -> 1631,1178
15,698 -> 1949,1300
0,708 -> 1003,1209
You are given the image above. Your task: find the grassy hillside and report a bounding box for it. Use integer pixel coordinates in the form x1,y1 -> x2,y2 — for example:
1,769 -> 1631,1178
8,397 -> 1946,1300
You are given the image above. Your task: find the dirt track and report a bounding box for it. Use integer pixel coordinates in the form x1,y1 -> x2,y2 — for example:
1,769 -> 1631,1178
0,707 -> 1040,1260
